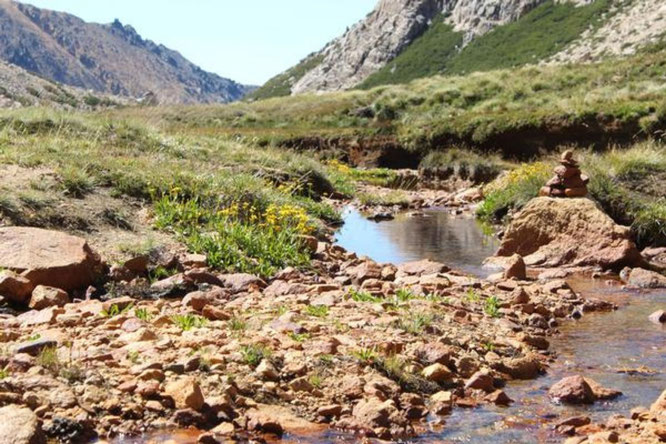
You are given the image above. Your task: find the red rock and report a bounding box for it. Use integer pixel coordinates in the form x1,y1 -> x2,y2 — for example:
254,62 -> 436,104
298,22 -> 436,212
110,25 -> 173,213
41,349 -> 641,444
485,390 -> 513,406
28,286 -> 69,310
165,378 -> 204,411
584,378 -> 622,400
465,370 -> 495,393
123,255 -> 149,273
17,307 -> 59,326
219,273 -> 266,293
0,227 -> 103,290
496,197 -> 641,270
0,271 -> 34,304
549,375 -> 594,404
201,305 -> 230,321
503,254 -> 526,280
651,389 -> 666,413
352,397 -> 396,428
397,259 -> 449,276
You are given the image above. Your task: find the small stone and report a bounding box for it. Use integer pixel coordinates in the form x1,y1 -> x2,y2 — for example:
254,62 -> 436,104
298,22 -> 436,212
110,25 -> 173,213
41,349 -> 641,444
124,255 -> 149,273
165,378 -> 205,411
430,391 -> 453,415
648,310 -> 666,324
503,254 -> 526,280
202,305 -> 230,321
465,370 -> 495,393
421,363 -> 453,384
317,404 -> 342,418
29,286 -> 69,310
256,360 -> 279,381
485,390 -> 513,406
549,375 -> 594,404
15,339 -> 57,357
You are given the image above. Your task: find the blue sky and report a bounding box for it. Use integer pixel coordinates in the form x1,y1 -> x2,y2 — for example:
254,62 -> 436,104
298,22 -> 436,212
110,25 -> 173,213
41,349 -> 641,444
22,1 -> 377,85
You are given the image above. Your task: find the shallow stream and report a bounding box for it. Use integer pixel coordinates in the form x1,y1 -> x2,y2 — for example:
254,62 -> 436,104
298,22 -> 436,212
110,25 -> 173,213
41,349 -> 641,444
113,208 -> 665,443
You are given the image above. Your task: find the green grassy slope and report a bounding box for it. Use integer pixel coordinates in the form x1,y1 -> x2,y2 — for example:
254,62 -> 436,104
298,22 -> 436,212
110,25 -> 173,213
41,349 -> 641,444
132,42 -> 666,159
359,18 -> 463,89
248,54 -> 324,100
360,0 -> 611,89
444,0 -> 611,74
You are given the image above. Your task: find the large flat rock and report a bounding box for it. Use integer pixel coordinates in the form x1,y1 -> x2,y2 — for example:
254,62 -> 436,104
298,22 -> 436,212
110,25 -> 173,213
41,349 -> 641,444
496,197 -> 642,270
0,227 -> 103,291
0,404 -> 46,444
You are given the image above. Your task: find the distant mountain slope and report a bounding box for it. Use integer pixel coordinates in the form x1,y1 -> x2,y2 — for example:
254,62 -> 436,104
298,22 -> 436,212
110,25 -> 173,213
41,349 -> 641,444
0,58 -> 124,109
0,0 -> 248,104
253,0 -> 666,99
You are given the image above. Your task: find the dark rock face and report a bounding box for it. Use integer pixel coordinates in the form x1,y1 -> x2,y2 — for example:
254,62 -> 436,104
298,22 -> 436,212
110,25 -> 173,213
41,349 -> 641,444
0,2 -> 248,104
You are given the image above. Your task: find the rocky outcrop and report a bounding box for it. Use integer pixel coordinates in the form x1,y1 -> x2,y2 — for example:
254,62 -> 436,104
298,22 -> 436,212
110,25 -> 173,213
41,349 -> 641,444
496,197 -> 642,270
0,2 -> 248,104
0,227 -> 103,292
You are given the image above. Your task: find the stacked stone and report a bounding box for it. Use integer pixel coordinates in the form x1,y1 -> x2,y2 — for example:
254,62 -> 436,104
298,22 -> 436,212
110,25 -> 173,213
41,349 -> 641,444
539,150 -> 589,198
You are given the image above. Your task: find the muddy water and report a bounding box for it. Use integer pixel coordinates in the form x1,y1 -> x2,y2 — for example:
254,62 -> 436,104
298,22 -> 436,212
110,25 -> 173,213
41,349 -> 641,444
112,208 -> 664,443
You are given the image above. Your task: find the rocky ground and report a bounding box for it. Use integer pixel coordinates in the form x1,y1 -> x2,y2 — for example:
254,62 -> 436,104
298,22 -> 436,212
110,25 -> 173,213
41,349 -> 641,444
0,185 -> 664,444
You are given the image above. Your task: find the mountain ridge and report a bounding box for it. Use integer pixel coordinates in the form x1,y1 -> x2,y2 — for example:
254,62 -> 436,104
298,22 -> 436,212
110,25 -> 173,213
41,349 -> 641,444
0,0 -> 249,104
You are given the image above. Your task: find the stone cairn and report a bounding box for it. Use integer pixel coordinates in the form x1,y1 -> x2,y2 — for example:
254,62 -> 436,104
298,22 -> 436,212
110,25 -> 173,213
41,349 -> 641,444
539,150 -> 589,198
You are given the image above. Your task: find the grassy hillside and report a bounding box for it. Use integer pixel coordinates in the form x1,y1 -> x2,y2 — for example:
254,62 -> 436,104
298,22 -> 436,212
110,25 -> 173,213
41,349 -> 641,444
444,0 -> 611,74
359,18 -> 463,89
248,54 -> 324,100
128,43 -> 666,162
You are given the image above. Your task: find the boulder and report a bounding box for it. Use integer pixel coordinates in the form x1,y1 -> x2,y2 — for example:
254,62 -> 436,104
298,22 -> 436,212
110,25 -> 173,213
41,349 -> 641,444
625,268 -> 666,289
549,375 -> 594,404
421,363 -> 453,384
496,198 -> 641,270
219,273 -> 266,293
28,286 -> 69,310
0,404 -> 46,444
0,227 -> 103,291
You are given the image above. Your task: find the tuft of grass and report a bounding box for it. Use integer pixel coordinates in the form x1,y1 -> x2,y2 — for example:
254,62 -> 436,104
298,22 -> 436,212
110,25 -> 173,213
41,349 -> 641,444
352,347 -> 379,364
134,308 -> 152,322
419,148 -> 508,183
358,190 -> 409,207
348,288 -> 384,303
36,347 -> 60,374
228,316 -> 247,332
58,166 -> 95,198
0,366 -> 9,380
101,303 -> 134,318
171,314 -> 208,331
241,344 -> 271,368
484,296 -> 502,318
305,305 -> 329,318
288,332 -> 311,343
397,313 -> 434,335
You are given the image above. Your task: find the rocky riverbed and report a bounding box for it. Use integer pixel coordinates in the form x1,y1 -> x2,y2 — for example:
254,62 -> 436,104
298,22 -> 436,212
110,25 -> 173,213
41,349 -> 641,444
0,185 -> 664,444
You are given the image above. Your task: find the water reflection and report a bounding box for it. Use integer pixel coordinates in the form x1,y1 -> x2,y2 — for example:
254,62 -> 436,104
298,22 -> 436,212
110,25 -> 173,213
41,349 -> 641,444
335,208 -> 500,277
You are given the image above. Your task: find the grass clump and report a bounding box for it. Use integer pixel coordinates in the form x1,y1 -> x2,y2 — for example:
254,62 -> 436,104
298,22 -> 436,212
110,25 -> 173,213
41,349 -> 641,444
419,148 -> 508,183
241,344 -> 271,367
305,305 -> 329,318
171,314 -> 208,331
484,296 -> 502,318
348,288 -> 384,303
397,313 -> 434,335
477,162 -> 552,223
358,190 -> 409,206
